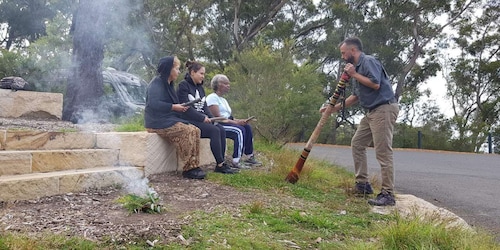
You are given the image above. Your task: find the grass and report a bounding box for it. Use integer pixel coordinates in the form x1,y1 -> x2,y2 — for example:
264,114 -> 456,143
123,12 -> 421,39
1,137 -> 499,249
114,113 -> 146,132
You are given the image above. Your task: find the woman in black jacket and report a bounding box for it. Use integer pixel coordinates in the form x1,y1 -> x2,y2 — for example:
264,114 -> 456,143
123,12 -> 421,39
144,56 -> 205,179
177,60 -> 237,174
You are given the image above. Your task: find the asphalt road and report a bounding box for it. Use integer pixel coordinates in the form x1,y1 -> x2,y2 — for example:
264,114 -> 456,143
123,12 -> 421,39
287,143 -> 500,240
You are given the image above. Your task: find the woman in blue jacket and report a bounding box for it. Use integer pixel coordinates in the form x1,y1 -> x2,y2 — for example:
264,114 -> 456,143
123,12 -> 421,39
177,60 -> 237,174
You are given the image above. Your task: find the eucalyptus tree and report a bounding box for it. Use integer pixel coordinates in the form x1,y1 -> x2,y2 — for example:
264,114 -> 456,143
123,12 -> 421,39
142,0 -> 318,70
0,0 -> 53,50
365,0 -> 477,119
302,0 -> 481,137
446,1 -> 499,152
103,0 -> 152,75
21,12 -> 74,92
223,43 -> 325,144
63,0 -> 110,122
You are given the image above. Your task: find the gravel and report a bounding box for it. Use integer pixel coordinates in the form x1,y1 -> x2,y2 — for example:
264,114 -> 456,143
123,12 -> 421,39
0,117 -> 118,132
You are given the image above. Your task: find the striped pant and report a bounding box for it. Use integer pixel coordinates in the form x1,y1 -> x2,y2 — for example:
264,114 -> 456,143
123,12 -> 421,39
222,123 -> 254,161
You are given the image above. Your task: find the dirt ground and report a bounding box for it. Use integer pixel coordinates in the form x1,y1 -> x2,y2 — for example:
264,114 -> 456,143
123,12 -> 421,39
0,171 -> 265,246
0,117 -> 266,246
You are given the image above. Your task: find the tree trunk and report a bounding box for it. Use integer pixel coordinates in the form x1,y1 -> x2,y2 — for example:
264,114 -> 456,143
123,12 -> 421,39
63,0 -> 106,123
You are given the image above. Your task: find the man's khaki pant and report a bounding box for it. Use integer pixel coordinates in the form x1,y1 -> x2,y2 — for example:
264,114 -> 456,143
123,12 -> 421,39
351,103 -> 399,192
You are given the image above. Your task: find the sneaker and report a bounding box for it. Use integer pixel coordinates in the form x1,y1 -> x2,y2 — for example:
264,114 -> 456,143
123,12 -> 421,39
182,167 -> 206,179
231,161 -> 251,169
214,163 -> 239,174
353,182 -> 374,195
243,156 -> 262,166
368,190 -> 396,206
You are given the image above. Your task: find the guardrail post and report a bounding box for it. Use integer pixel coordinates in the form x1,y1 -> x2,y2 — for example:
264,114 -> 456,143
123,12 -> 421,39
418,130 -> 422,149
488,132 -> 492,154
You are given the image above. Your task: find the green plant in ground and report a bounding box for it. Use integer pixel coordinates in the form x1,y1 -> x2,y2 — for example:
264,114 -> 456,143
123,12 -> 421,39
114,112 -> 145,132
115,192 -> 163,214
57,128 -> 79,133
379,215 -> 499,250
0,233 -> 99,249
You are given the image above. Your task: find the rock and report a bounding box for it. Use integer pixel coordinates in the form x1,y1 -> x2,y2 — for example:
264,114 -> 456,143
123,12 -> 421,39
0,89 -> 63,119
0,77 -> 31,91
371,194 -> 472,231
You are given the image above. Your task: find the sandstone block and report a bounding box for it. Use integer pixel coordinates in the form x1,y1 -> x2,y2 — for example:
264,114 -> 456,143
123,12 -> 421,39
0,89 -> 63,119
31,149 -> 119,173
95,132 -> 215,176
0,167 -> 145,201
58,167 -> 145,194
0,151 -> 32,175
0,174 -> 60,201
2,130 -> 95,150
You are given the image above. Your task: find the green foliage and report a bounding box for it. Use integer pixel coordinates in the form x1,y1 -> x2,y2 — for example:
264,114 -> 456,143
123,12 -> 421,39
0,49 -> 22,78
114,112 -> 146,132
0,233 -> 98,249
0,0 -> 59,50
115,192 -> 163,214
19,12 -> 73,93
223,43 -> 325,144
447,2 -> 500,152
394,121 -> 455,151
379,215 -> 499,250
3,0 -> 491,153
183,142 -> 499,249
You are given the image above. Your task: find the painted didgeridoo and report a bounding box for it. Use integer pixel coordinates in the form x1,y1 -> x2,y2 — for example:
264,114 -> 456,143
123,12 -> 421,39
285,72 -> 350,183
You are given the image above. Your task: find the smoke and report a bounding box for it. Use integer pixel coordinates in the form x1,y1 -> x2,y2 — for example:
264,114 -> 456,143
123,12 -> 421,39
123,175 -> 156,197
23,0 -> 151,123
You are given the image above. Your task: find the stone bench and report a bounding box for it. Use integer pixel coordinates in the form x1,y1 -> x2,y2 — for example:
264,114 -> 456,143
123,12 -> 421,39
0,130 -> 216,176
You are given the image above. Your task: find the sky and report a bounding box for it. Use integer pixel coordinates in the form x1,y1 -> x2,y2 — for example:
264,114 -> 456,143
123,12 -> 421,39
422,75 -> 453,118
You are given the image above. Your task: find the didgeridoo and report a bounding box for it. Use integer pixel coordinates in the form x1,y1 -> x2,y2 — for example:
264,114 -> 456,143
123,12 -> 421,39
181,98 -> 202,107
285,72 -> 350,183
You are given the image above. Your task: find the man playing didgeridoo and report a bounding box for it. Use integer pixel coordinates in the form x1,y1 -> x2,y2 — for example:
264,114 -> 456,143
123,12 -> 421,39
322,37 -> 399,206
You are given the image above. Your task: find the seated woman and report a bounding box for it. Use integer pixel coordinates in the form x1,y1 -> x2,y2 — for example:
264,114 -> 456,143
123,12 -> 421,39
144,56 -> 205,180
177,61 -> 237,174
206,74 -> 261,168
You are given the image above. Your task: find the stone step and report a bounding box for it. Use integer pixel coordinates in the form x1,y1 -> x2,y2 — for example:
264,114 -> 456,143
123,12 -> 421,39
0,130 -> 216,202
1,131 -> 216,175
0,166 -> 145,201
0,149 -> 119,176
0,130 -> 95,151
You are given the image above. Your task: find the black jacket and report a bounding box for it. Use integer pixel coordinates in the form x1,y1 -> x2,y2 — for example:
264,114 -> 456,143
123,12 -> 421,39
144,57 -> 189,129
177,75 -> 213,122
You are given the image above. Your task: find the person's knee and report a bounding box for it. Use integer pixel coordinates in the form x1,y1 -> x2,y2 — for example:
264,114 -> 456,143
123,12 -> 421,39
219,128 -> 226,137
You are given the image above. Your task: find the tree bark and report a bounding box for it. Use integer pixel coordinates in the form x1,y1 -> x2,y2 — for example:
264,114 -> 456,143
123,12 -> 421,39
63,0 -> 106,123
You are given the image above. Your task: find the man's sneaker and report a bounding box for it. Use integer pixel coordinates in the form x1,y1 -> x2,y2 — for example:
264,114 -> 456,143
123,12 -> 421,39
182,167 -> 206,179
231,161 -> 251,169
214,163 -> 239,174
243,156 -> 262,166
353,182 -> 374,195
368,190 -> 396,206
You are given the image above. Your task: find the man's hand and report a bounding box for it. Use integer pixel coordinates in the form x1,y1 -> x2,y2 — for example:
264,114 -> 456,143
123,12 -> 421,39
344,63 -> 356,76
319,103 -> 341,114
